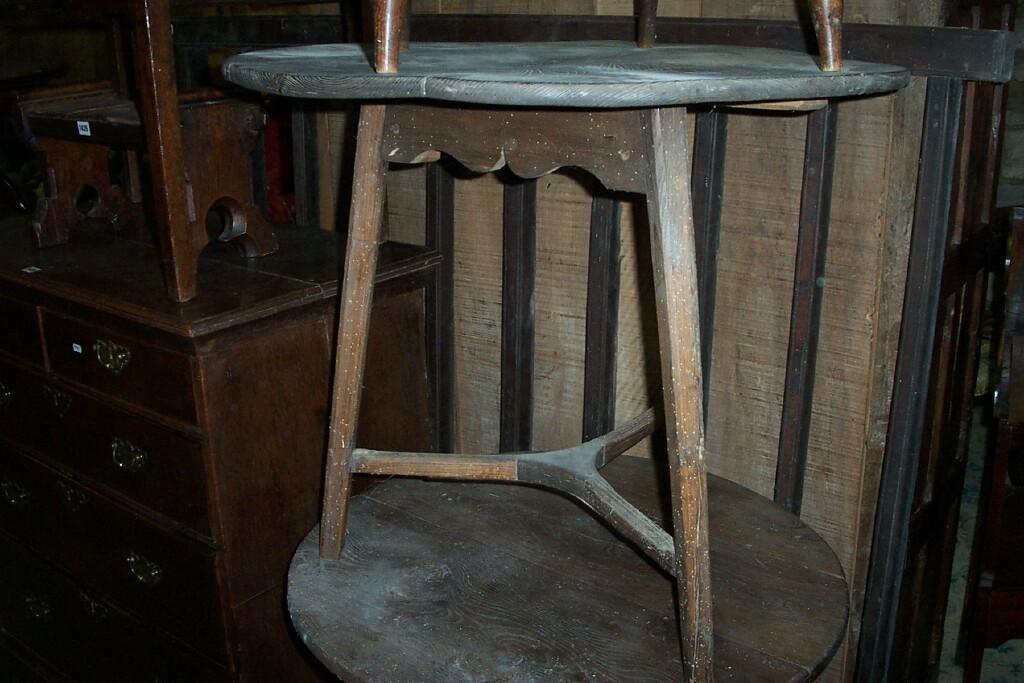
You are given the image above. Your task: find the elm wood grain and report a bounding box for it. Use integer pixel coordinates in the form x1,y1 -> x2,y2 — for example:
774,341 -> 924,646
320,104 -> 389,560
775,101 -> 838,515
221,43 -> 908,109
582,192 -> 622,442
402,15 -> 1013,83
643,105 -> 712,681
689,108 -> 727,419
0,448 -> 227,661
856,76 -> 964,683
500,177 -> 536,453
288,457 -> 849,682
0,537 -> 227,682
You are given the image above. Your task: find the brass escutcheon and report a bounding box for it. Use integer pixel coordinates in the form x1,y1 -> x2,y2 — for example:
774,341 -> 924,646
111,437 -> 148,473
93,339 -> 131,374
0,480 -> 30,506
126,551 -> 163,586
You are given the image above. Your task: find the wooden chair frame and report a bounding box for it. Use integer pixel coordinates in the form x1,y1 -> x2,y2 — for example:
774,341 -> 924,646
365,0 -> 845,74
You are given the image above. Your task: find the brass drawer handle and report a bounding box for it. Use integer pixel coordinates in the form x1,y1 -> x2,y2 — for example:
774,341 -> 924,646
42,385 -> 71,418
79,591 -> 109,619
93,339 -> 131,374
111,437 -> 149,472
0,380 -> 13,410
126,551 -> 163,586
24,594 -> 52,620
55,480 -> 87,511
0,479 -> 30,506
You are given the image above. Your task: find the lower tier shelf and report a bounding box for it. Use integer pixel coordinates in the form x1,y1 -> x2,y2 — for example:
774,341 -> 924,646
288,455 -> 849,681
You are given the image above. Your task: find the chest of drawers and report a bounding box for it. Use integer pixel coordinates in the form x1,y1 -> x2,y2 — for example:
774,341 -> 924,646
0,219 -> 436,681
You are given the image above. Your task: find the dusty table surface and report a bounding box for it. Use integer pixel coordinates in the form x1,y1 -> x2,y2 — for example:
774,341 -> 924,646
223,42 -> 908,107
289,456 -> 849,682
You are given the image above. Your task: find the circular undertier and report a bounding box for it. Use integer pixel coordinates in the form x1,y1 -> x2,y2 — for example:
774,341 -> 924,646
223,42 -> 908,107
289,456 -> 848,682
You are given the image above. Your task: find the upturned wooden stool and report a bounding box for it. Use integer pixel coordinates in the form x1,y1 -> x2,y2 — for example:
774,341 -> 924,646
224,2 -> 907,679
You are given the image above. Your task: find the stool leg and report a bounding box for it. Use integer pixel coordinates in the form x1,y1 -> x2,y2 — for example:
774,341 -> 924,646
642,106 -> 713,681
320,104 -> 389,560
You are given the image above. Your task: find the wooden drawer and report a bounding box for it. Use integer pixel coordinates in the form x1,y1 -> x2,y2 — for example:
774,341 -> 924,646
0,449 -> 226,662
0,298 -> 42,367
0,361 -> 211,536
0,539 -> 227,682
43,312 -> 197,424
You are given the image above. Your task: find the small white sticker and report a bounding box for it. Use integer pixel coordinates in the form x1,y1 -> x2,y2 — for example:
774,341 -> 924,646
76,121 -> 92,137
20,266 -> 41,274
72,343 -> 83,354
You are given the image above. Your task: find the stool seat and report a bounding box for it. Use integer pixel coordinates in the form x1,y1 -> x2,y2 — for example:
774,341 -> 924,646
288,456 -> 848,682
223,42 -> 907,107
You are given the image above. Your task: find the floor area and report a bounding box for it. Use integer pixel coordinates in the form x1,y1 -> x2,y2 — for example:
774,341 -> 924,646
939,410 -> 1024,682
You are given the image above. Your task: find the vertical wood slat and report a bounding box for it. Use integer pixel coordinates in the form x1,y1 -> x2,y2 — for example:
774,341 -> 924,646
425,162 -> 456,452
690,109 -> 729,419
292,104 -> 321,228
500,178 -> 537,453
774,101 -> 839,514
855,77 -> 965,683
582,194 -> 622,442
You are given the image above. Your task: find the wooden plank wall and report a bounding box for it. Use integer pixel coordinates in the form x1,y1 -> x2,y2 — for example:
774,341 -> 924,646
314,2 -> 943,680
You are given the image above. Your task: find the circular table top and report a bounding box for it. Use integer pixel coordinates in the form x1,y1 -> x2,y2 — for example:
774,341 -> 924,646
288,457 -> 849,682
223,42 -> 908,108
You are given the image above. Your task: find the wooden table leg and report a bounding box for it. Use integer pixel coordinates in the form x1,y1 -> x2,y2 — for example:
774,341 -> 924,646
320,103 -> 389,560
642,105 -> 713,681
810,0 -> 844,71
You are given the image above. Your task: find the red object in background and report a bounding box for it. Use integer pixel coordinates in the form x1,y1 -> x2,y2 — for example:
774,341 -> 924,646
261,103 -> 295,224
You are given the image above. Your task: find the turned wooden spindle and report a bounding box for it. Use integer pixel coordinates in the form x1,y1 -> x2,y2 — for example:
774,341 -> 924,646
373,0 -> 409,74
636,0 -> 659,48
810,0 -> 844,71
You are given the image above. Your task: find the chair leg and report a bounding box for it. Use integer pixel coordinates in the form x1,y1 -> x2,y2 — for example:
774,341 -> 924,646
372,0 -> 409,73
320,104 -> 389,560
809,0 -> 844,71
642,106 -> 713,682
636,0 -> 658,48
